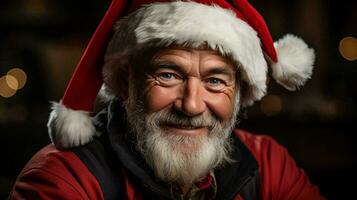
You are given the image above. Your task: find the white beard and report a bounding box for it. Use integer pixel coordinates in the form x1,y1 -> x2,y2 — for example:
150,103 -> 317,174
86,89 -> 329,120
124,81 -> 240,186
143,130 -> 224,186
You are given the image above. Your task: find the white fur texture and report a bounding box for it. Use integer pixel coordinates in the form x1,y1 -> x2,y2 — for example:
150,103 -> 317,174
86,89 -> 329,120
271,34 -> 315,91
47,102 -> 97,149
104,1 -> 267,106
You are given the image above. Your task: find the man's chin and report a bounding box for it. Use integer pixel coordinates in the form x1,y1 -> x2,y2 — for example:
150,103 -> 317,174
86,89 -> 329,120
145,132 -> 216,185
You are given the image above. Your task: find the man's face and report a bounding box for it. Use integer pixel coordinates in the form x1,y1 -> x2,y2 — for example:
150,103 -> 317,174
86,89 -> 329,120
125,47 -> 240,185
143,47 -> 237,134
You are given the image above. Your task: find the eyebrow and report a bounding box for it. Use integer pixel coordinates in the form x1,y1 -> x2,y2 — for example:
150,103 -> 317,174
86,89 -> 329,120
149,59 -> 187,74
203,67 -> 236,77
149,59 -> 236,78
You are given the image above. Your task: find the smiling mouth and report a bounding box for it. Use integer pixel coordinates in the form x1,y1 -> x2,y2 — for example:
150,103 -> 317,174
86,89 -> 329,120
161,123 -> 208,136
164,123 -> 203,130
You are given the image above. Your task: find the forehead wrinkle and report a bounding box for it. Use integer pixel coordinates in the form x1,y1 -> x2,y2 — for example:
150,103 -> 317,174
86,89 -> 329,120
151,50 -> 199,76
153,49 -> 192,63
150,47 -> 235,78
202,67 -> 236,78
197,52 -> 234,77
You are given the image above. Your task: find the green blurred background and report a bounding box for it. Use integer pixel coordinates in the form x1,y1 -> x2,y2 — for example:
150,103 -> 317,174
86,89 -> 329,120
1,0 -> 356,199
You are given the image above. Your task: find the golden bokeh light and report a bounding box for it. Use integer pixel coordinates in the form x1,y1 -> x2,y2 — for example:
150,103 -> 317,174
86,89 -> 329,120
5,75 -> 19,90
260,95 -> 283,116
339,36 -> 357,61
24,0 -> 48,16
7,68 -> 27,90
319,101 -> 337,117
0,76 -> 17,98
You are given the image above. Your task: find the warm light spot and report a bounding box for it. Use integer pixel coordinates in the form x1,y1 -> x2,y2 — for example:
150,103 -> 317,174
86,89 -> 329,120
339,36 -> 357,61
24,0 -> 48,16
7,68 -> 27,89
319,101 -> 337,117
0,76 -> 16,98
5,75 -> 19,90
260,95 -> 283,116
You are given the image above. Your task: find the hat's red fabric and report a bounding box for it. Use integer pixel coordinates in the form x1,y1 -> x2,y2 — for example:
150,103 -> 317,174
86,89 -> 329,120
61,0 -> 277,113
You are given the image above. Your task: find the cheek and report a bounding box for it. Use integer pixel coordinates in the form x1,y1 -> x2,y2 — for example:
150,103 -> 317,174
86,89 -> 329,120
145,85 -> 178,113
205,91 -> 236,122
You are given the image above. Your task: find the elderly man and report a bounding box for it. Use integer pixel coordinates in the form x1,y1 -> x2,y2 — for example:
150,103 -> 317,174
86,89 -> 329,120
10,0 -> 324,199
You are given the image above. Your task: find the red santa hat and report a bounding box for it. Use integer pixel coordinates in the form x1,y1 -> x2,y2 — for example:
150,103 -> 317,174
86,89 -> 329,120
48,0 -> 315,149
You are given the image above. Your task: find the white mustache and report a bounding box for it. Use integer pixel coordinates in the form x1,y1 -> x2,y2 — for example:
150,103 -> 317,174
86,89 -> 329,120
148,109 -> 220,131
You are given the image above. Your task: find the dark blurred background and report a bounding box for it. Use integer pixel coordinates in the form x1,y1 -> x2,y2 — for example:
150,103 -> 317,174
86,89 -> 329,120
0,0 -> 356,199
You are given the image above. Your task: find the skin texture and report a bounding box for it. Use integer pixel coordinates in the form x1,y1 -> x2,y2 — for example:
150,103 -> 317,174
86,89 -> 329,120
135,47 -> 238,137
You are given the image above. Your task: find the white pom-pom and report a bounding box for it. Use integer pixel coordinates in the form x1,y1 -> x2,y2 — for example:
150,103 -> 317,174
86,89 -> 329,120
271,34 -> 315,91
47,102 -> 97,149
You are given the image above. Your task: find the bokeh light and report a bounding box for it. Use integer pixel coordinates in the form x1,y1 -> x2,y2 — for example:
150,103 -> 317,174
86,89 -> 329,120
0,68 -> 27,98
260,95 -> 283,116
24,0 -> 48,16
319,101 -> 338,117
7,68 -> 27,90
339,36 -> 357,61
5,75 -> 19,90
0,76 -> 17,98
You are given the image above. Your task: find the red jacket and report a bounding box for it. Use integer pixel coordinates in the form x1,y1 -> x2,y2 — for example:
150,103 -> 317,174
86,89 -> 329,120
9,129 -> 324,200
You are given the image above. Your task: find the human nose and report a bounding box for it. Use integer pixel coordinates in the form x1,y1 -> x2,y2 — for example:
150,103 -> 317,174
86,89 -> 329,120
174,78 -> 207,116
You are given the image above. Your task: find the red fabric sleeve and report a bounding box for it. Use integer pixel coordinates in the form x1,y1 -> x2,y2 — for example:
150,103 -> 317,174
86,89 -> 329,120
9,145 -> 104,200
235,129 -> 326,200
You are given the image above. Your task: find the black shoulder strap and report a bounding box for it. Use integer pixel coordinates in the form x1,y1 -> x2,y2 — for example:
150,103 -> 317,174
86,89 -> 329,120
72,137 -> 125,200
238,170 -> 261,200
215,134 -> 261,200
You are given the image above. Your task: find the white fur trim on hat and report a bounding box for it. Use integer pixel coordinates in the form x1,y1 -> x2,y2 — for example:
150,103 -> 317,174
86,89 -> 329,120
47,102 -> 97,149
271,34 -> 315,91
104,1 -> 267,107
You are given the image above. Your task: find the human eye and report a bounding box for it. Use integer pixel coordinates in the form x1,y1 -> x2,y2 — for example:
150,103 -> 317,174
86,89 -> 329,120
206,77 -> 227,86
158,72 -> 176,80
207,78 -> 225,85
155,70 -> 183,86
205,77 -> 227,91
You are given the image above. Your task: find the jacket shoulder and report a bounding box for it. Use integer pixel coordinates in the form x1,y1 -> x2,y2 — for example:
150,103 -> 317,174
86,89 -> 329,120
9,145 -> 104,200
234,129 -> 325,200
234,129 -> 277,155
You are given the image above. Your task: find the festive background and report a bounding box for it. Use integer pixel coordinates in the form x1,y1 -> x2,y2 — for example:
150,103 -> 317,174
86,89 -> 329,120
0,0 -> 356,199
